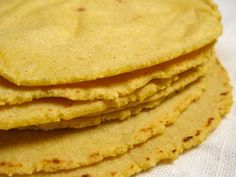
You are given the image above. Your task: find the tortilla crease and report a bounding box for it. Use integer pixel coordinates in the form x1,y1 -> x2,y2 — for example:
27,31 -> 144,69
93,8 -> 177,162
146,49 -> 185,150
26,67 -> 204,130
0,46 -> 211,105
0,0 -> 221,86
17,57 -> 231,177
0,79 -> 204,176
0,66 -> 203,130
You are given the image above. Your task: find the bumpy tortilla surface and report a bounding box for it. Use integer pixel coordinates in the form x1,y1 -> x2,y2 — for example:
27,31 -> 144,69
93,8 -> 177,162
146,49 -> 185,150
0,0 -> 221,85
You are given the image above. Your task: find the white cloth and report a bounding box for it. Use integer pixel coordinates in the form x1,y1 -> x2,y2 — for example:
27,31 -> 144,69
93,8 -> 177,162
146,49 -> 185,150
140,1 -> 236,176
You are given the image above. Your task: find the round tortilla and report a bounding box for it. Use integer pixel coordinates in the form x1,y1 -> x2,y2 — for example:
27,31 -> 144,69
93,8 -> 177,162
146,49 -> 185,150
0,0 -> 221,86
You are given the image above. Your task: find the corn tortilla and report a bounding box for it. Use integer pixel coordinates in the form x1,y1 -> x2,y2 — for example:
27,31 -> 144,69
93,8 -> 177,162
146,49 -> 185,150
0,0 -> 221,86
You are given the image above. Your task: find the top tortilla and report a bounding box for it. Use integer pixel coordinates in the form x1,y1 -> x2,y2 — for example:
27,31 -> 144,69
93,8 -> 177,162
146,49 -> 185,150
0,0 -> 221,86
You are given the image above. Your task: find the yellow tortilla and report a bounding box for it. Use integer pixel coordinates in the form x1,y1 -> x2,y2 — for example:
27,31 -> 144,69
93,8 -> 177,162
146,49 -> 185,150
0,0 -> 221,86
20,57 -> 232,177
0,46 -> 211,105
0,66 -> 203,130
26,67 -> 203,130
0,75 -> 204,176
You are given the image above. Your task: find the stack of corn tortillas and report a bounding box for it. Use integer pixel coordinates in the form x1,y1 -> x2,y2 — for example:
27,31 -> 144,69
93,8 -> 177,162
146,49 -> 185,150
0,0 -> 233,177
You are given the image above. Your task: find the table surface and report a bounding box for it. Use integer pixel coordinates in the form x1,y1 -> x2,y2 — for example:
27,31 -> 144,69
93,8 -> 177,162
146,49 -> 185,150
139,0 -> 236,176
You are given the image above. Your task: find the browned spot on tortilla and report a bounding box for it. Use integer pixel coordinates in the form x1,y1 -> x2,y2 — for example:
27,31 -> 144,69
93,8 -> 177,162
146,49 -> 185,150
183,136 -> 193,142
0,161 -> 22,168
159,150 -> 163,153
111,172 -> 117,176
77,7 -> 86,12
195,130 -> 201,136
220,92 -> 228,95
172,149 -> 177,153
130,165 -> 134,169
52,159 -> 60,164
0,162 -> 6,166
206,117 -> 214,127
43,158 -> 63,164
146,157 -> 150,161
65,103 -> 73,107
81,174 -> 91,177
